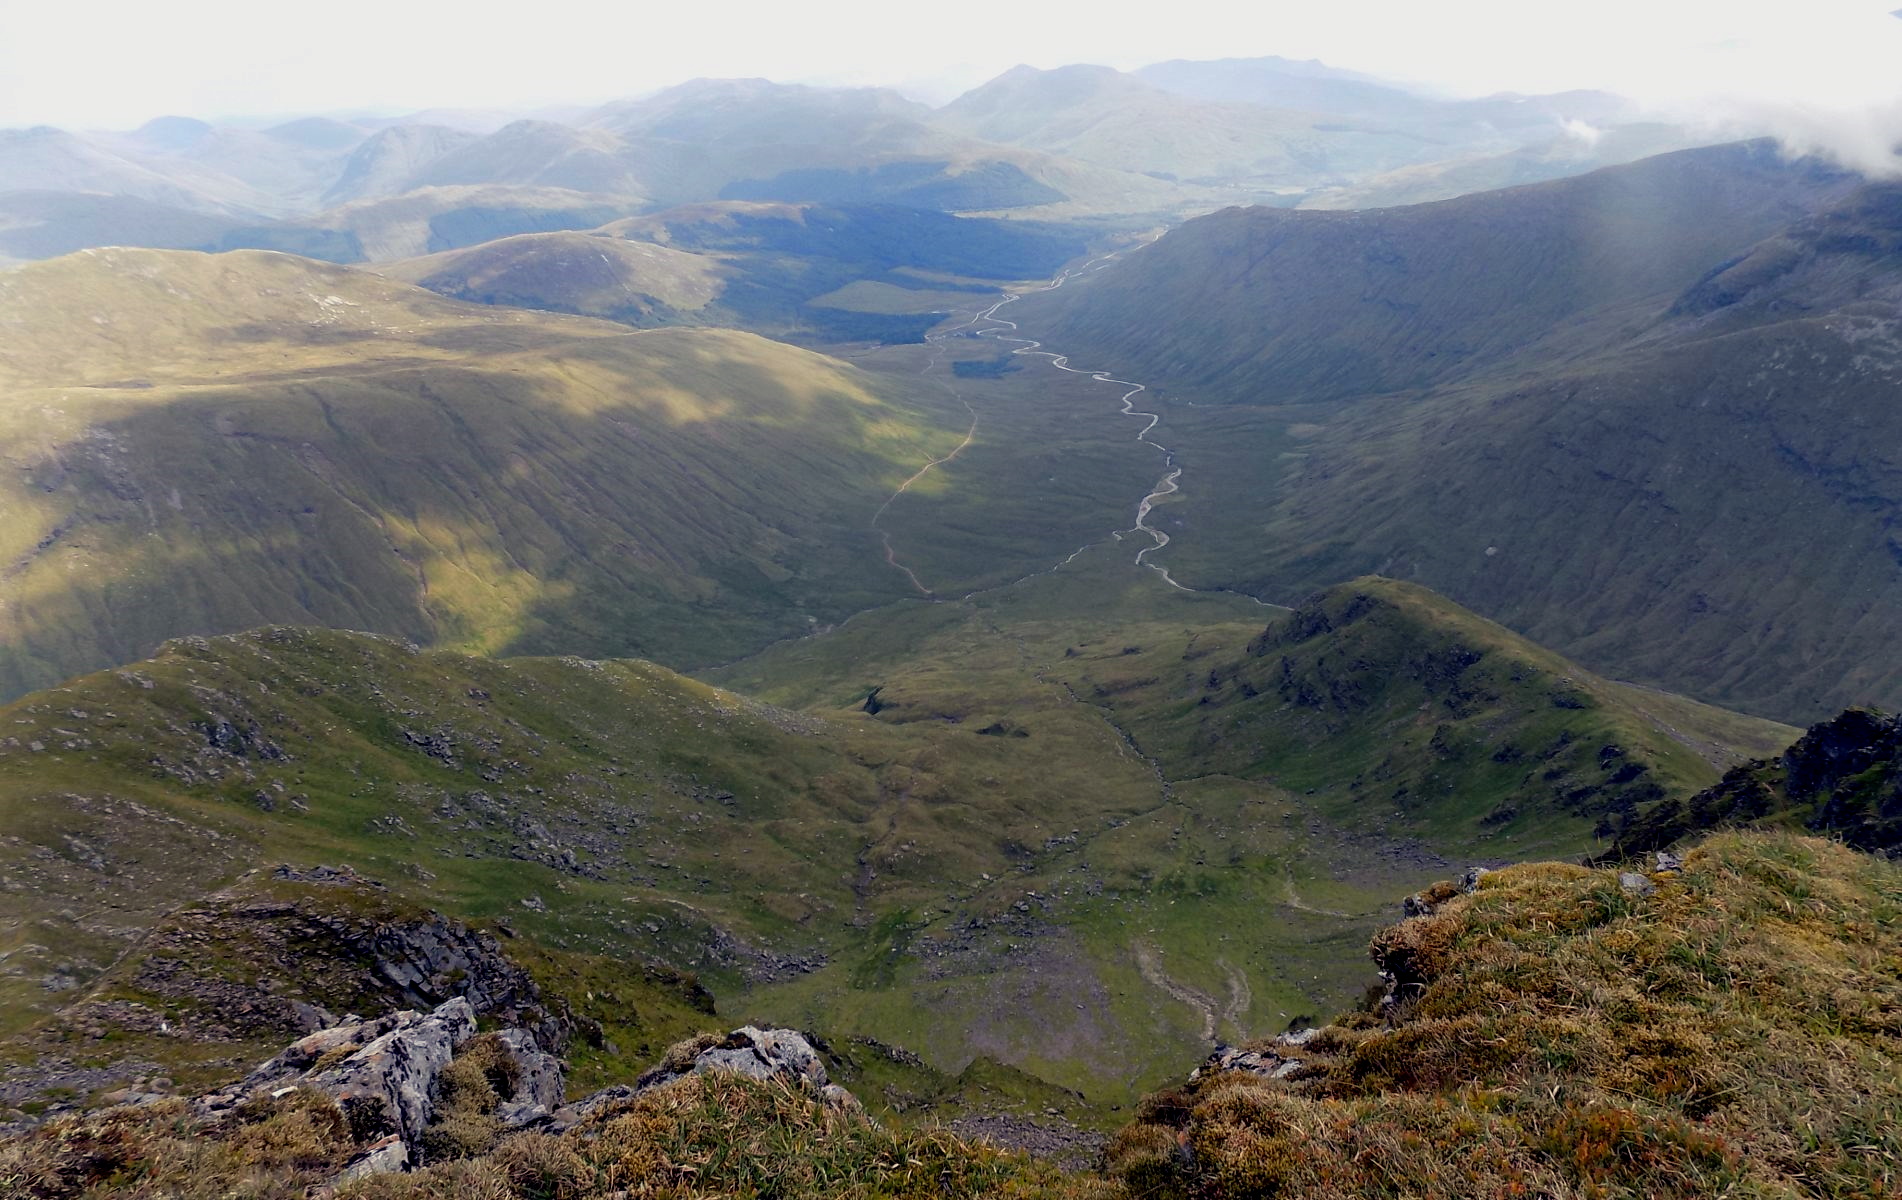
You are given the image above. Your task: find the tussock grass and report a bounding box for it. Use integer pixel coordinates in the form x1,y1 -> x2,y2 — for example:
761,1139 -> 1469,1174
348,1072 -> 1111,1200
0,1074 -> 1109,1200
5,832 -> 1894,1198
1104,831 -> 1902,1199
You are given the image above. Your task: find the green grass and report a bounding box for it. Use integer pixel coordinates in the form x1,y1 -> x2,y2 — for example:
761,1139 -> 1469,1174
1011,145 -> 1898,722
0,248 -> 992,700
0,552 -> 1791,1116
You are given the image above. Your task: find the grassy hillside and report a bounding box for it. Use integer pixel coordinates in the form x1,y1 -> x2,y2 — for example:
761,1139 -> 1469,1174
1021,141 -> 1853,405
1229,290 -> 1902,720
8,831 -> 1887,1198
382,202 -> 1087,343
0,624 -> 1151,1082
707,551 -> 1789,1091
1103,831 -> 1901,1200
715,567 -> 1790,851
383,230 -> 730,324
0,246 -> 1005,698
0,554 -> 1789,1115
1010,147 -> 1897,720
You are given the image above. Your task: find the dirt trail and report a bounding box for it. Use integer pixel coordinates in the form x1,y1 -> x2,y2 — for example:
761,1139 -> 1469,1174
1134,941 -> 1220,1043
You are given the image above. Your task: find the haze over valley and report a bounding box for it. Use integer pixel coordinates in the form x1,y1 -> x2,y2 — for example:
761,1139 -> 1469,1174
1,8 -> 1900,1197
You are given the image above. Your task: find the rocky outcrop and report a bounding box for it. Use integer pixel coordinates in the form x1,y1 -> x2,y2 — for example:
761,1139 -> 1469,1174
493,1028 -> 565,1127
1188,1027 -> 1316,1084
545,1026 -> 858,1133
198,1013 -> 859,1180
199,998 -> 485,1172
1602,707 -> 1902,860
101,866 -> 575,1051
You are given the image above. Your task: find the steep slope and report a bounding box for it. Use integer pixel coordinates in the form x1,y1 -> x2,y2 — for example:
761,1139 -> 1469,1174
0,246 -> 982,698
1012,145 -> 1891,719
1022,140 -> 1855,404
319,123 -> 478,206
1223,181 -> 1902,719
1104,831 -> 1902,1200
1609,706 -> 1902,858
1666,178 -> 1902,327
1095,578 -> 1796,841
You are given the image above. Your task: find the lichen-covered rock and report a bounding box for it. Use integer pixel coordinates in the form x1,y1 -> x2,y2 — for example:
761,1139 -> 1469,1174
200,998 -> 476,1166
332,1132 -> 408,1182
493,1027 -> 565,1128
545,1027 -> 859,1132
669,1026 -> 828,1089
1189,1028 -> 1316,1084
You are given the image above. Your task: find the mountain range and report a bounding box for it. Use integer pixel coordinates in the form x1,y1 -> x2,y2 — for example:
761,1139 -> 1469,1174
1,49 -> 1898,1200
2,60 -> 1705,270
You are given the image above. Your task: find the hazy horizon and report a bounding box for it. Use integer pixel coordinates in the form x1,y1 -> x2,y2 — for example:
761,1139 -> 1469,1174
8,0 -> 1900,136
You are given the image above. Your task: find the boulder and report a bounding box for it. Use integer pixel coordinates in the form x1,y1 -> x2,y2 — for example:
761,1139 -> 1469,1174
546,1027 -> 859,1132
1188,1027 -> 1316,1084
332,1133 -> 408,1183
494,1027 -> 566,1128
200,998 -> 476,1166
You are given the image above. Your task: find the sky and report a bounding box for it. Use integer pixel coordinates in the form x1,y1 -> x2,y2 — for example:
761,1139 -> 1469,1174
3,0 -> 1899,132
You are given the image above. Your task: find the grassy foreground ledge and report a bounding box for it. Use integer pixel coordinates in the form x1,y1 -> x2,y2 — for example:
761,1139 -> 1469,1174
3,831 -> 1894,1198
1107,831 -> 1900,1199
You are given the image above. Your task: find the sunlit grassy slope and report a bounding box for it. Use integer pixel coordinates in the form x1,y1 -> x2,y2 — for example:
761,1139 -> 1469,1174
0,246 -> 1069,700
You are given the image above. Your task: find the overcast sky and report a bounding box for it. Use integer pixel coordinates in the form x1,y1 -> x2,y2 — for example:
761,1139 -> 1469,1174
4,0 -> 1899,130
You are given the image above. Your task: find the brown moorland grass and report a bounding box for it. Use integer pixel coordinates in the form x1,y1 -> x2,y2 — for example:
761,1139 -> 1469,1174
4,831 -> 1892,1199
1104,831 -> 1902,1199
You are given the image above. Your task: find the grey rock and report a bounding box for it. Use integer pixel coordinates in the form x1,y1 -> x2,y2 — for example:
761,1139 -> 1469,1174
331,1133 -> 408,1183
1189,1043 -> 1303,1083
311,999 -> 473,1157
1458,866 -> 1490,893
1620,871 -> 1657,896
1655,850 -> 1684,872
200,998 -> 475,1167
494,1028 -> 565,1128
681,1027 -> 826,1089
290,1001 -> 340,1034
546,1027 -> 859,1132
